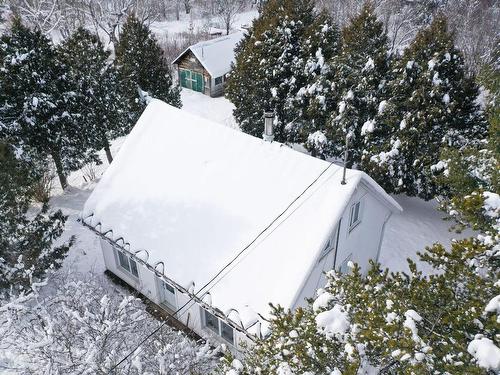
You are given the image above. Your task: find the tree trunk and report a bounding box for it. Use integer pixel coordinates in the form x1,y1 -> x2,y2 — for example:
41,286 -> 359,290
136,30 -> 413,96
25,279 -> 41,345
52,152 -> 67,190
104,137 -> 113,164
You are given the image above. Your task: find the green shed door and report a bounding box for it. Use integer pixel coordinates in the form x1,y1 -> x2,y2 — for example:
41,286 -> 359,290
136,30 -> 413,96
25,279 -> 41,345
180,69 -> 189,88
194,72 -> 204,93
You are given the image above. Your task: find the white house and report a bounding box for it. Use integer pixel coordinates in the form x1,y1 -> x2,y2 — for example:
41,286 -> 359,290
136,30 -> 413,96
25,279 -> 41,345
172,31 -> 244,97
81,100 -> 402,352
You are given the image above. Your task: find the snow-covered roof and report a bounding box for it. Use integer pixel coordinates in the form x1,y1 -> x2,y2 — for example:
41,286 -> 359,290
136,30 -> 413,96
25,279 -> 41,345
172,31 -> 244,78
81,100 -> 401,337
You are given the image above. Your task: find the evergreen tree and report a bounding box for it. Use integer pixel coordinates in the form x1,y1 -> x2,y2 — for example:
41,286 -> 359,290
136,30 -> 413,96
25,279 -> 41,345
0,19 -> 97,189
0,142 -> 71,294
293,13 -> 341,154
325,2 -> 390,166
115,15 -> 181,108
363,15 -> 488,199
58,28 -> 140,164
226,0 -> 339,143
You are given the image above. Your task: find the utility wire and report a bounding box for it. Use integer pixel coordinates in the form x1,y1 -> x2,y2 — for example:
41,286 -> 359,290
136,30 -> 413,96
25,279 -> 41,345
108,161 -> 336,373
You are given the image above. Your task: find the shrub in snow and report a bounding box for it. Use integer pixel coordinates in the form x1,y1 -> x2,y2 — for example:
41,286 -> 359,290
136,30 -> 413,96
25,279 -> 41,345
0,273 -> 219,374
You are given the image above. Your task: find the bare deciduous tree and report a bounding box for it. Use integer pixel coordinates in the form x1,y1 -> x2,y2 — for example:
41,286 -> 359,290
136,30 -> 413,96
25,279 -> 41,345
215,0 -> 244,35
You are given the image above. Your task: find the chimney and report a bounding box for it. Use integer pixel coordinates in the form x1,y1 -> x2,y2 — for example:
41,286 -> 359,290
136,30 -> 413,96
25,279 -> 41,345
263,111 -> 275,142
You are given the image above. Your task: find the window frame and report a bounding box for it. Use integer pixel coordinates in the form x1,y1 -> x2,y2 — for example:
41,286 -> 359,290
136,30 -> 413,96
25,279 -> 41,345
114,248 -> 139,278
214,76 -> 223,85
202,308 -> 235,345
203,309 -> 220,334
339,253 -> 353,274
349,201 -> 362,231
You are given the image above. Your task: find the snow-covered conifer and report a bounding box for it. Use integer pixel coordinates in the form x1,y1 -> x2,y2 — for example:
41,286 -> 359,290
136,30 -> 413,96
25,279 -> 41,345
0,19 -> 97,189
363,15 -> 488,199
326,2 -> 390,166
0,142 -> 70,294
115,15 -> 181,108
58,28 -> 140,163
226,0 -> 333,142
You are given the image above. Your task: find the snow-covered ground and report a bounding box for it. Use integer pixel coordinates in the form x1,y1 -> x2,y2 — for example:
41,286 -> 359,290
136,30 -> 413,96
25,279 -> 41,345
150,9 -> 258,36
181,89 -> 238,129
381,195 -> 474,274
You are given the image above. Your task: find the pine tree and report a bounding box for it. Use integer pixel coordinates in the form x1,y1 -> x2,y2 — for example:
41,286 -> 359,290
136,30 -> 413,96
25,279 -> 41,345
0,142 -> 71,294
363,15 -> 488,199
115,15 -> 181,108
226,0 -> 338,143
0,19 -> 97,189
325,2 -> 390,166
58,28 -> 140,164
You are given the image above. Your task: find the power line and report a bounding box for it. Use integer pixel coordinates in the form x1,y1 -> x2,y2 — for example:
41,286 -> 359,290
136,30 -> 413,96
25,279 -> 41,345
108,161 -> 336,373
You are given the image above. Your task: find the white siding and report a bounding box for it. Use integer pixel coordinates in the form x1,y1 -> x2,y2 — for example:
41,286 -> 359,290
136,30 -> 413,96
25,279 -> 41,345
291,186 -> 392,309
100,239 -> 252,354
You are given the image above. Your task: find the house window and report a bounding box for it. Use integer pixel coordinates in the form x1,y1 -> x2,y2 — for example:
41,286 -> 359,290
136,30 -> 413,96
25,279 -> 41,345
214,76 -> 223,85
220,321 -> 234,344
115,248 -> 139,278
318,220 -> 342,263
349,201 -> 361,230
339,254 -> 352,274
318,238 -> 332,262
204,309 -> 220,334
203,309 -> 234,345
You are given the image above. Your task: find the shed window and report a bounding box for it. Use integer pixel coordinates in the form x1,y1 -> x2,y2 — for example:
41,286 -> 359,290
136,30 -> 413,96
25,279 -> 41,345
214,76 -> 223,85
115,248 -> 139,278
203,308 -> 235,345
349,201 -> 361,230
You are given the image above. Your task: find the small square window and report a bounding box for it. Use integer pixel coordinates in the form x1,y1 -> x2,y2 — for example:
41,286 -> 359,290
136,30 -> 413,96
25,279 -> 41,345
117,251 -> 130,272
220,321 -> 234,344
204,310 -> 219,334
215,76 -> 223,85
116,249 -> 139,278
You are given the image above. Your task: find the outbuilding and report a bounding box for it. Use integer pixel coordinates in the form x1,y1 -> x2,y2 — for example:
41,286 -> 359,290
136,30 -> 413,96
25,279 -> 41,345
81,100 -> 402,352
172,32 -> 244,97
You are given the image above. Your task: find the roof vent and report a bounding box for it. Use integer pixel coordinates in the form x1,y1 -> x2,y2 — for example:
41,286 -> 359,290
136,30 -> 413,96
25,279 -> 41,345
263,111 -> 275,142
